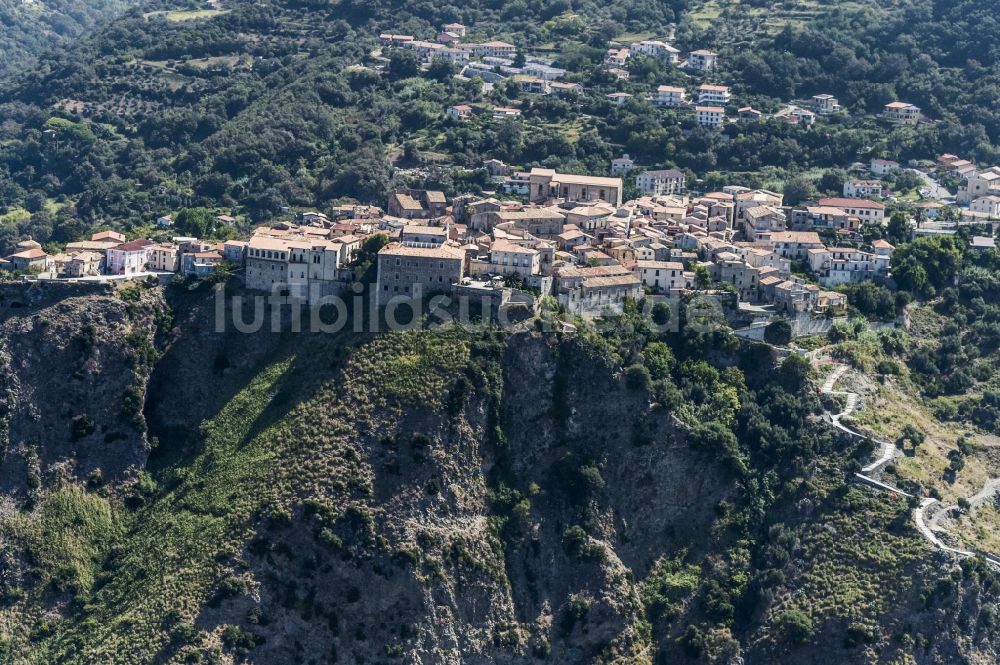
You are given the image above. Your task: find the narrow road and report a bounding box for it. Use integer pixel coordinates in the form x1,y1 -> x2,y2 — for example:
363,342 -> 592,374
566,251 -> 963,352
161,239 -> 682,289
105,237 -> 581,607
821,362 -> 897,473
815,359 -> 997,566
907,168 -> 952,201
929,477 -> 1000,532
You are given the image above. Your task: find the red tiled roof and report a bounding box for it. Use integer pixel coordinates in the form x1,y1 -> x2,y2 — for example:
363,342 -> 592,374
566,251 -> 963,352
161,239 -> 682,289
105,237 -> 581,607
113,239 -> 154,252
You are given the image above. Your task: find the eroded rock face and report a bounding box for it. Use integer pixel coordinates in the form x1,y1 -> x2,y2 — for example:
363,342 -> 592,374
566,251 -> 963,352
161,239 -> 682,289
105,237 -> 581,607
0,282 -> 165,497
192,332 -> 734,665
1,285 -> 997,665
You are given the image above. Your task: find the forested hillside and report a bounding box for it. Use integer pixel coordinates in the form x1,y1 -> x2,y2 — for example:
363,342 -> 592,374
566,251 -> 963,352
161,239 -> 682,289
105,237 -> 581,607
0,0 -> 997,254
718,0 -> 1000,154
0,0 -> 137,77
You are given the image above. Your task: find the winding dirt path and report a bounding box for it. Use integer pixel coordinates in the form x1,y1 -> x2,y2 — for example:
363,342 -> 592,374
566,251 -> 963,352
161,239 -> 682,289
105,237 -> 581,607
816,359 -> 1000,566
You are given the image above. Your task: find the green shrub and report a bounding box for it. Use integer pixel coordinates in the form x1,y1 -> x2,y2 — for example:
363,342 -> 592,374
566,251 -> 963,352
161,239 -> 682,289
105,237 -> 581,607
624,363 -> 652,392
764,319 -> 792,346
71,415 -> 95,441
773,609 -> 814,644
560,595 -> 591,636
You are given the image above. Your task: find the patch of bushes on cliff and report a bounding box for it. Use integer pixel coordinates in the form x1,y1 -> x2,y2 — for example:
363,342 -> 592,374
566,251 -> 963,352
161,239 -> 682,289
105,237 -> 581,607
642,554 -> 701,623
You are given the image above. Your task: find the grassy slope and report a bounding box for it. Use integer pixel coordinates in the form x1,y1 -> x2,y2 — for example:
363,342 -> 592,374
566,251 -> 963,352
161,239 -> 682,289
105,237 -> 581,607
820,306 -> 1000,555
19,330 -> 471,662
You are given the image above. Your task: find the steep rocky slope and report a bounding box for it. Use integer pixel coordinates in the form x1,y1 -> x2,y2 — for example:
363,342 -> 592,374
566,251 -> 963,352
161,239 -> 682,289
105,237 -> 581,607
0,281 -> 164,496
0,282 -> 997,664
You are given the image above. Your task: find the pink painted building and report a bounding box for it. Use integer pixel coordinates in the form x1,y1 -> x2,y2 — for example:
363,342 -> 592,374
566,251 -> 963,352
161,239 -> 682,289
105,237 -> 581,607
106,239 -> 153,275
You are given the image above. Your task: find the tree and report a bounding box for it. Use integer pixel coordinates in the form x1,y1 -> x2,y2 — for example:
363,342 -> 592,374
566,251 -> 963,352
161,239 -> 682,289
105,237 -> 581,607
641,342 -> 675,380
886,211 -> 910,245
774,610 -> 814,645
844,282 -> 896,320
900,423 -> 925,449
388,49 -> 420,79
693,264 -> 712,289
764,319 -> 792,346
174,208 -> 214,237
780,353 -> 812,389
783,176 -> 817,205
892,236 -> 962,298
690,421 -> 746,476
818,169 -> 847,195
426,58 -> 456,81
355,233 -> 390,265
624,364 -> 652,392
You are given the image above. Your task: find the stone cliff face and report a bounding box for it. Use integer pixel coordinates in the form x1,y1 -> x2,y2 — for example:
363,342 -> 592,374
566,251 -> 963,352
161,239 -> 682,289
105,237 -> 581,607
132,301 -> 733,664
0,284 -> 998,665
0,282 -> 164,498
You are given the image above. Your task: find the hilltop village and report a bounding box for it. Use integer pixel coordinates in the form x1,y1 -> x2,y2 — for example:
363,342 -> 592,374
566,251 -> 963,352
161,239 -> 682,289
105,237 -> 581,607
3,22 -> 1000,327
5,151 -> 996,328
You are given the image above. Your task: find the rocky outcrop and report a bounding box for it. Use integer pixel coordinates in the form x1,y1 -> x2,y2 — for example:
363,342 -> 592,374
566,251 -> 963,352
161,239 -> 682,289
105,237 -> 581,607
0,281 -> 163,497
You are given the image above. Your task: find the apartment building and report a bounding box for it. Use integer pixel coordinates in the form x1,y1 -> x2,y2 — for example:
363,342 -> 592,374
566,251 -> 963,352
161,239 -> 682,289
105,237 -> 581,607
791,206 -> 859,234
735,189 -> 783,226
654,85 -> 686,107
712,252 -> 762,301
635,169 -> 687,196
958,168 -> 1000,204
610,154 -> 635,175
375,243 -> 466,308
471,41 -> 517,58
636,260 -> 687,292
491,206 -> 566,237
870,158 -> 900,176
843,180 -> 883,199
808,247 -> 886,287
446,104 -> 473,120
741,205 -> 787,241
549,82 -> 583,96
388,189 -> 448,219
817,197 -> 885,225
400,224 -> 449,246
695,106 -> 724,128
697,84 -> 730,105
556,266 -> 642,318
882,102 -> 921,125
604,47 -> 630,66
147,244 -> 179,273
246,234 -> 347,303
404,40 -> 445,61
631,40 -> 680,62
773,279 -> 819,314
969,195 -> 1000,218
811,94 -> 840,114
106,239 -> 154,275
516,77 -> 550,94
687,49 -> 718,71
487,239 -> 541,277
767,231 -> 824,260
